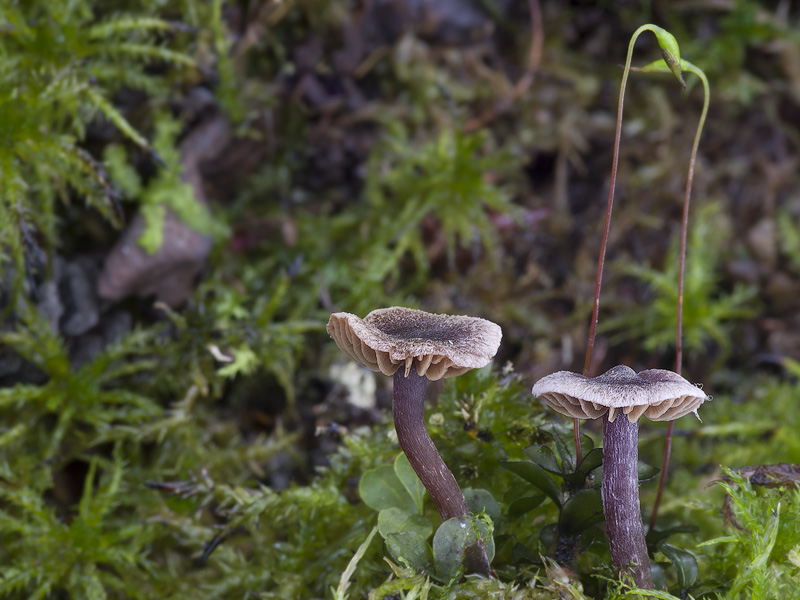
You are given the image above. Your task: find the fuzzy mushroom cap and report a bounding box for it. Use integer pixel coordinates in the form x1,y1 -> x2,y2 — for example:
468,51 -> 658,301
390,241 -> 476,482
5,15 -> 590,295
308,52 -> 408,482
531,365 -> 708,423
326,307 -> 502,381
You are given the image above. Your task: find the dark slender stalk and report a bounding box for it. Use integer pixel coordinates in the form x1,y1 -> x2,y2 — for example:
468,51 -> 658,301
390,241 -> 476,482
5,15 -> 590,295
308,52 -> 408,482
582,27 -> 643,380
649,63 -> 710,531
602,416 -> 653,589
580,27 -> 647,465
392,369 -> 492,577
393,369 -> 469,520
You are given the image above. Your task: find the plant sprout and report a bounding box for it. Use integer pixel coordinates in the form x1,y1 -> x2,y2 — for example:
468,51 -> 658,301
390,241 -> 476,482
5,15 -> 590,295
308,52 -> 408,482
535,24 -> 712,588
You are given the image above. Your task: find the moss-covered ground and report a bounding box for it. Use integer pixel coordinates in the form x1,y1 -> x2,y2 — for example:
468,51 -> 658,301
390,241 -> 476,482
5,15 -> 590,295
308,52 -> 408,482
2,1 -> 800,598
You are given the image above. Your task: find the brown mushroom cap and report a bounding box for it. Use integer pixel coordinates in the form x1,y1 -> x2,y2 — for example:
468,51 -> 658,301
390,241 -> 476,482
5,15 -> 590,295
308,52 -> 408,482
326,307 -> 502,381
531,365 -> 708,423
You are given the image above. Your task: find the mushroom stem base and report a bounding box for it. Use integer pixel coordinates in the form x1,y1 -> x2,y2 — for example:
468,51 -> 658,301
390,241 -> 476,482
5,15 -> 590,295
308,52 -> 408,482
392,369 -> 492,577
602,416 -> 653,589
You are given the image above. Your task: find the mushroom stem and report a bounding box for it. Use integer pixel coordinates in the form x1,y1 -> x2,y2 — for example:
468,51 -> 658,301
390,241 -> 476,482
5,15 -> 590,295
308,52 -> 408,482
393,369 -> 469,520
602,416 -> 653,589
392,368 -> 492,577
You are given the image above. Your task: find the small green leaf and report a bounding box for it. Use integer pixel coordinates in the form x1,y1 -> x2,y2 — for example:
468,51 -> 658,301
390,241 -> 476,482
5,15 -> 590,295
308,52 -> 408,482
463,488 -> 500,522
377,507 -> 433,540
539,522 -> 558,549
558,488 -> 604,537
499,461 -> 562,508
539,423 -> 576,471
432,516 -> 494,582
651,562 -> 668,591
385,531 -> 434,573
508,494 -> 545,518
562,446 -> 604,489
660,543 -> 698,589
646,524 -> 698,549
359,466 -> 417,513
638,460 -> 660,481
578,447 -> 603,475
523,445 -> 561,474
394,453 -> 425,514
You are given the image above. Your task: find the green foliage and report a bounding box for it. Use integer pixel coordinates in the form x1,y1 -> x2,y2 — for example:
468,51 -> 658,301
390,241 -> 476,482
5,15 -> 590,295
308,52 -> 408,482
600,203 -> 757,359
0,2 -> 199,289
0,300 -> 159,465
104,114 -> 228,254
289,124 -> 517,314
0,449 -> 158,600
364,123 -> 517,268
677,0 -> 795,103
700,470 -> 800,599
360,454 -> 425,515
2,2 -> 799,597
359,453 -> 495,583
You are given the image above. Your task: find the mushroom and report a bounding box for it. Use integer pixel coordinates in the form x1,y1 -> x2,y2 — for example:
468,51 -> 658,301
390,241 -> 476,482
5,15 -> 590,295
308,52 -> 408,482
327,307 -> 502,577
531,365 -> 708,588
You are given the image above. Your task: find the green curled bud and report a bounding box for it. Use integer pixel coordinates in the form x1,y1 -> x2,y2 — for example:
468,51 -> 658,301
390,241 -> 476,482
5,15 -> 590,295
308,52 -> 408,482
647,25 -> 686,89
661,48 -> 686,88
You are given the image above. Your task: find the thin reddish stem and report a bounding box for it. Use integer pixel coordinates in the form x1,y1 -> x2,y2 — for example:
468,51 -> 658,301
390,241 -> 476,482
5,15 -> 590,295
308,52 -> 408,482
649,63 -> 709,531
579,27 -> 639,465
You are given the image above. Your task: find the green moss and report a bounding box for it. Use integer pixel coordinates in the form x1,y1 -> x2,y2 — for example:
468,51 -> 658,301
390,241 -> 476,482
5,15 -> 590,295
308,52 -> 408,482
1,2 -> 800,598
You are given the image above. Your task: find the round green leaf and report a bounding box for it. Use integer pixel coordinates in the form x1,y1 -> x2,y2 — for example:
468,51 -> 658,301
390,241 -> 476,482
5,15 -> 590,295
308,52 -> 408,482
394,453 -> 425,513
651,562 -> 667,590
646,525 -> 698,549
359,466 -> 417,513
638,460 -> 660,482
578,447 -> 603,476
432,516 -> 495,581
386,531 -> 434,573
377,507 -> 433,540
